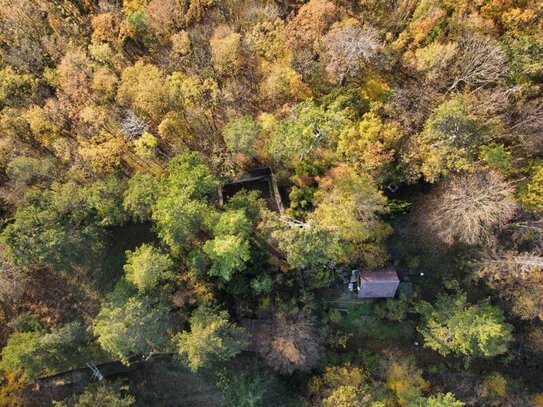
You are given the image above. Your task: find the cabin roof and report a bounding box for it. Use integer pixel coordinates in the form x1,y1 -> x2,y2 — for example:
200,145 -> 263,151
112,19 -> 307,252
357,268 -> 400,298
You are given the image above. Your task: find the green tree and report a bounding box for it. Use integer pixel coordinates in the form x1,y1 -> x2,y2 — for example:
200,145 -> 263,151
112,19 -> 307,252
417,293 -> 513,360
203,234 -> 251,281
517,162 -> 543,214
83,175 -> 128,227
123,173 -> 162,222
422,392 -> 465,407
0,322 -> 100,380
223,116 -> 261,157
217,371 -> 267,407
53,381 -> 135,407
175,307 -> 247,371
0,331 -> 40,379
94,292 -> 170,364
213,209 -> 252,236
269,100 -> 350,167
6,156 -> 58,188
165,152 -> 217,199
410,95 -> 491,182
152,152 -> 218,251
479,144 -> 512,173
0,184 -> 104,271
375,294 -> 413,322
124,244 -> 174,291
203,209 -> 254,281
153,194 -> 213,252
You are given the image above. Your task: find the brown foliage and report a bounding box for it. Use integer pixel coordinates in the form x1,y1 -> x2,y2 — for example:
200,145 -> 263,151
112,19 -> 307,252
284,0 -> 337,72
427,170 -> 517,246
264,314 -> 323,374
478,250 -> 543,321
91,13 -> 118,44
322,22 -> 381,84
448,34 -> 508,92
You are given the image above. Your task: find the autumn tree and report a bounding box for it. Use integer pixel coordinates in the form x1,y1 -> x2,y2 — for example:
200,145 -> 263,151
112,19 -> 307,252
259,62 -> 310,106
308,364 -> 375,407
283,0 -> 337,73
0,244 -> 29,303
448,34 -> 508,92
117,62 -> 171,122
264,314 -> 323,375
426,171 -> 517,245
412,41 -> 459,83
175,307 -> 247,371
0,0 -> 52,73
336,110 -> 400,177
408,94 -> 491,182
223,116 -> 261,158
0,67 -> 36,109
478,251 -> 543,321
57,48 -> 93,115
322,20 -> 380,84
417,293 -> 513,360
158,111 -> 192,148
146,0 -> 184,39
210,26 -> 244,76
311,164 -> 391,266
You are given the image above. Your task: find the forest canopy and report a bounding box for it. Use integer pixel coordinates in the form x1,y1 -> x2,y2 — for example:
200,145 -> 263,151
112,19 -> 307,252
0,0 -> 542,405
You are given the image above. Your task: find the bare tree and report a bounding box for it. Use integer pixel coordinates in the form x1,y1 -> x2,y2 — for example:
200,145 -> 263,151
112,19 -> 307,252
322,23 -> 381,84
264,314 -> 323,374
448,34 -> 508,92
121,109 -> 149,140
478,250 -> 543,321
427,171 -> 517,245
509,98 -> 543,156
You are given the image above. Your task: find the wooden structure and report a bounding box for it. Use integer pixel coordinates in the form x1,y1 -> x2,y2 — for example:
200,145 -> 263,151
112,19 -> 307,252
241,319 -> 271,353
220,167 -> 284,213
357,268 -> 400,298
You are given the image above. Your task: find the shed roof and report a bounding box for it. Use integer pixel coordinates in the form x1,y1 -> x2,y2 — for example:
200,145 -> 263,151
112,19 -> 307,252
358,268 -> 399,298
241,319 -> 271,353
221,167 -> 283,213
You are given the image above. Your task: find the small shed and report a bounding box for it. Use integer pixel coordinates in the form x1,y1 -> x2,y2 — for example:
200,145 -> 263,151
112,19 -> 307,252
357,268 -> 400,298
220,167 -> 284,213
241,319 -> 271,353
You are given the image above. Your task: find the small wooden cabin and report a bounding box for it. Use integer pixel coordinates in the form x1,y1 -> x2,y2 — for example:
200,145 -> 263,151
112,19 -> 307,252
357,268 -> 400,298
